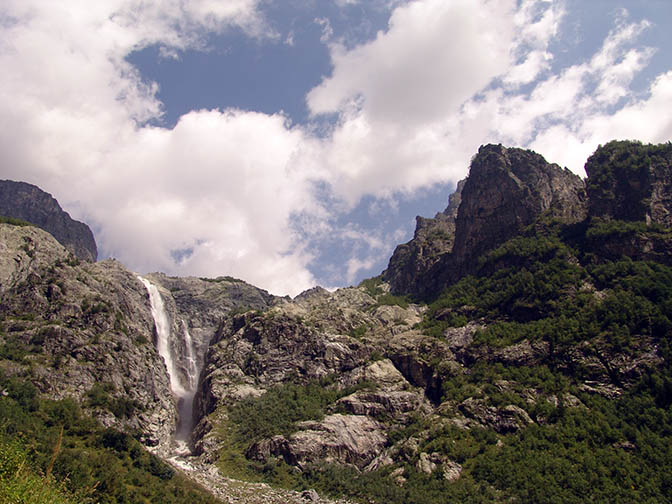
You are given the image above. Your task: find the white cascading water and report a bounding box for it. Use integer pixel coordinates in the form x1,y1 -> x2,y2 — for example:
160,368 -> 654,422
181,322 -> 198,389
175,322 -> 198,440
138,277 -> 196,443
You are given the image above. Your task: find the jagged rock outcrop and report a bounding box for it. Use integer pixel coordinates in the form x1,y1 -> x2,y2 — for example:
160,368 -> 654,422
415,452 -> 462,482
192,285 -> 434,463
145,273 -> 276,399
247,414 -> 387,470
457,398 -> 534,433
0,180 -> 97,262
451,145 -> 587,267
581,141 -> 672,266
196,308 -> 372,420
384,179 -> 465,294
585,140 -> 672,225
384,145 -> 587,297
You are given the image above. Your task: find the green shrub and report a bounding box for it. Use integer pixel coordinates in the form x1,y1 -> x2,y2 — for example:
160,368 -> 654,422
0,216 -> 31,227
359,276 -> 384,297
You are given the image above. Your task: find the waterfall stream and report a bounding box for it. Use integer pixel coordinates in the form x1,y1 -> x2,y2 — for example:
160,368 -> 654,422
138,277 -> 197,442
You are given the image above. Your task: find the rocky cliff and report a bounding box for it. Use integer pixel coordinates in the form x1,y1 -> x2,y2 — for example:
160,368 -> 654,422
384,145 -> 587,297
146,272 -> 276,390
384,179 -> 465,295
451,144 -> 587,266
0,180 -> 98,262
0,223 -> 175,445
0,222 -> 276,452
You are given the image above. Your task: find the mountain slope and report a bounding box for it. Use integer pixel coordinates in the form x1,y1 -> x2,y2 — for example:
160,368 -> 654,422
192,140 -> 672,503
1,140 -> 672,503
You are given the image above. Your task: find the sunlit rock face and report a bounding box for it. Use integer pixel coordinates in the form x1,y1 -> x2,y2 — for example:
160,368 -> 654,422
451,144 -> 587,267
0,224 -> 176,447
0,220 -> 276,451
384,179 -> 465,296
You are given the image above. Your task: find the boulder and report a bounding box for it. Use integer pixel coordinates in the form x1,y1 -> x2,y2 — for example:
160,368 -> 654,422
248,414 -> 387,470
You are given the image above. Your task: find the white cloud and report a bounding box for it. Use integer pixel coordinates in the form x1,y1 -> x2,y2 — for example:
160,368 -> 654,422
308,0 -> 517,125
503,0 -> 564,86
0,0 -> 320,296
492,15 -> 661,172
306,0 -> 526,205
89,109 -> 321,295
307,0 -> 669,208
1,0 -> 671,294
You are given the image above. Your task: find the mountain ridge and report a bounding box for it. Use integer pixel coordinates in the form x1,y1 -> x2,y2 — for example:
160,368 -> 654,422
0,179 -> 98,262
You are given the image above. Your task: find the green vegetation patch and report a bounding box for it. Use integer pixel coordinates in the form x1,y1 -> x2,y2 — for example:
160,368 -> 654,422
0,216 -> 32,227
0,373 -> 217,504
217,378 -> 375,483
375,293 -> 411,309
359,275 -> 385,297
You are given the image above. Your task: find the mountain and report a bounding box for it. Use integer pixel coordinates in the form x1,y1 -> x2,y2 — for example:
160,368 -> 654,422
1,139 -> 672,504
384,144 -> 587,297
0,179 -> 98,262
190,140 -> 672,503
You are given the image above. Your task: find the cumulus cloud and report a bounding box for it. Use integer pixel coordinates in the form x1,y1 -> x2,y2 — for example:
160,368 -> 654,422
0,0 -> 319,296
1,0 -> 671,294
306,0 -> 524,204
91,109 -> 321,295
308,0 -> 517,125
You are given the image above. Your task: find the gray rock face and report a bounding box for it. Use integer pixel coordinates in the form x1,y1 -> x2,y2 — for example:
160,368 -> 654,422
0,223 -> 277,452
146,273 -> 276,402
192,285 -> 434,466
196,309 -> 371,420
248,414 -> 387,470
0,223 -> 175,446
416,452 -> 462,481
384,179 -> 465,294
384,145 -> 587,297
452,145 -> 587,268
0,180 -> 97,262
458,398 -> 533,433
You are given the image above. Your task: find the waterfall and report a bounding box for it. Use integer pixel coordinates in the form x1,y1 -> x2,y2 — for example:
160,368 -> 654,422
175,322 -> 198,440
138,277 -> 196,441
181,323 -> 198,390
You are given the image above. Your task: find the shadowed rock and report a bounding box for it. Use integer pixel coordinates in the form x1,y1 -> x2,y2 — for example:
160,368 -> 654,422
0,180 -> 97,261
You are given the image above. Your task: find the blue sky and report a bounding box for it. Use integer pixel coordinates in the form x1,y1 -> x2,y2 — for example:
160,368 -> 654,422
2,0 -> 672,295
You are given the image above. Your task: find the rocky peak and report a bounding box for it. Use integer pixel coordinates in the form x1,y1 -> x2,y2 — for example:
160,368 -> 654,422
451,144 -> 587,268
385,145 -> 587,297
0,180 -> 98,262
585,140 -> 672,225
